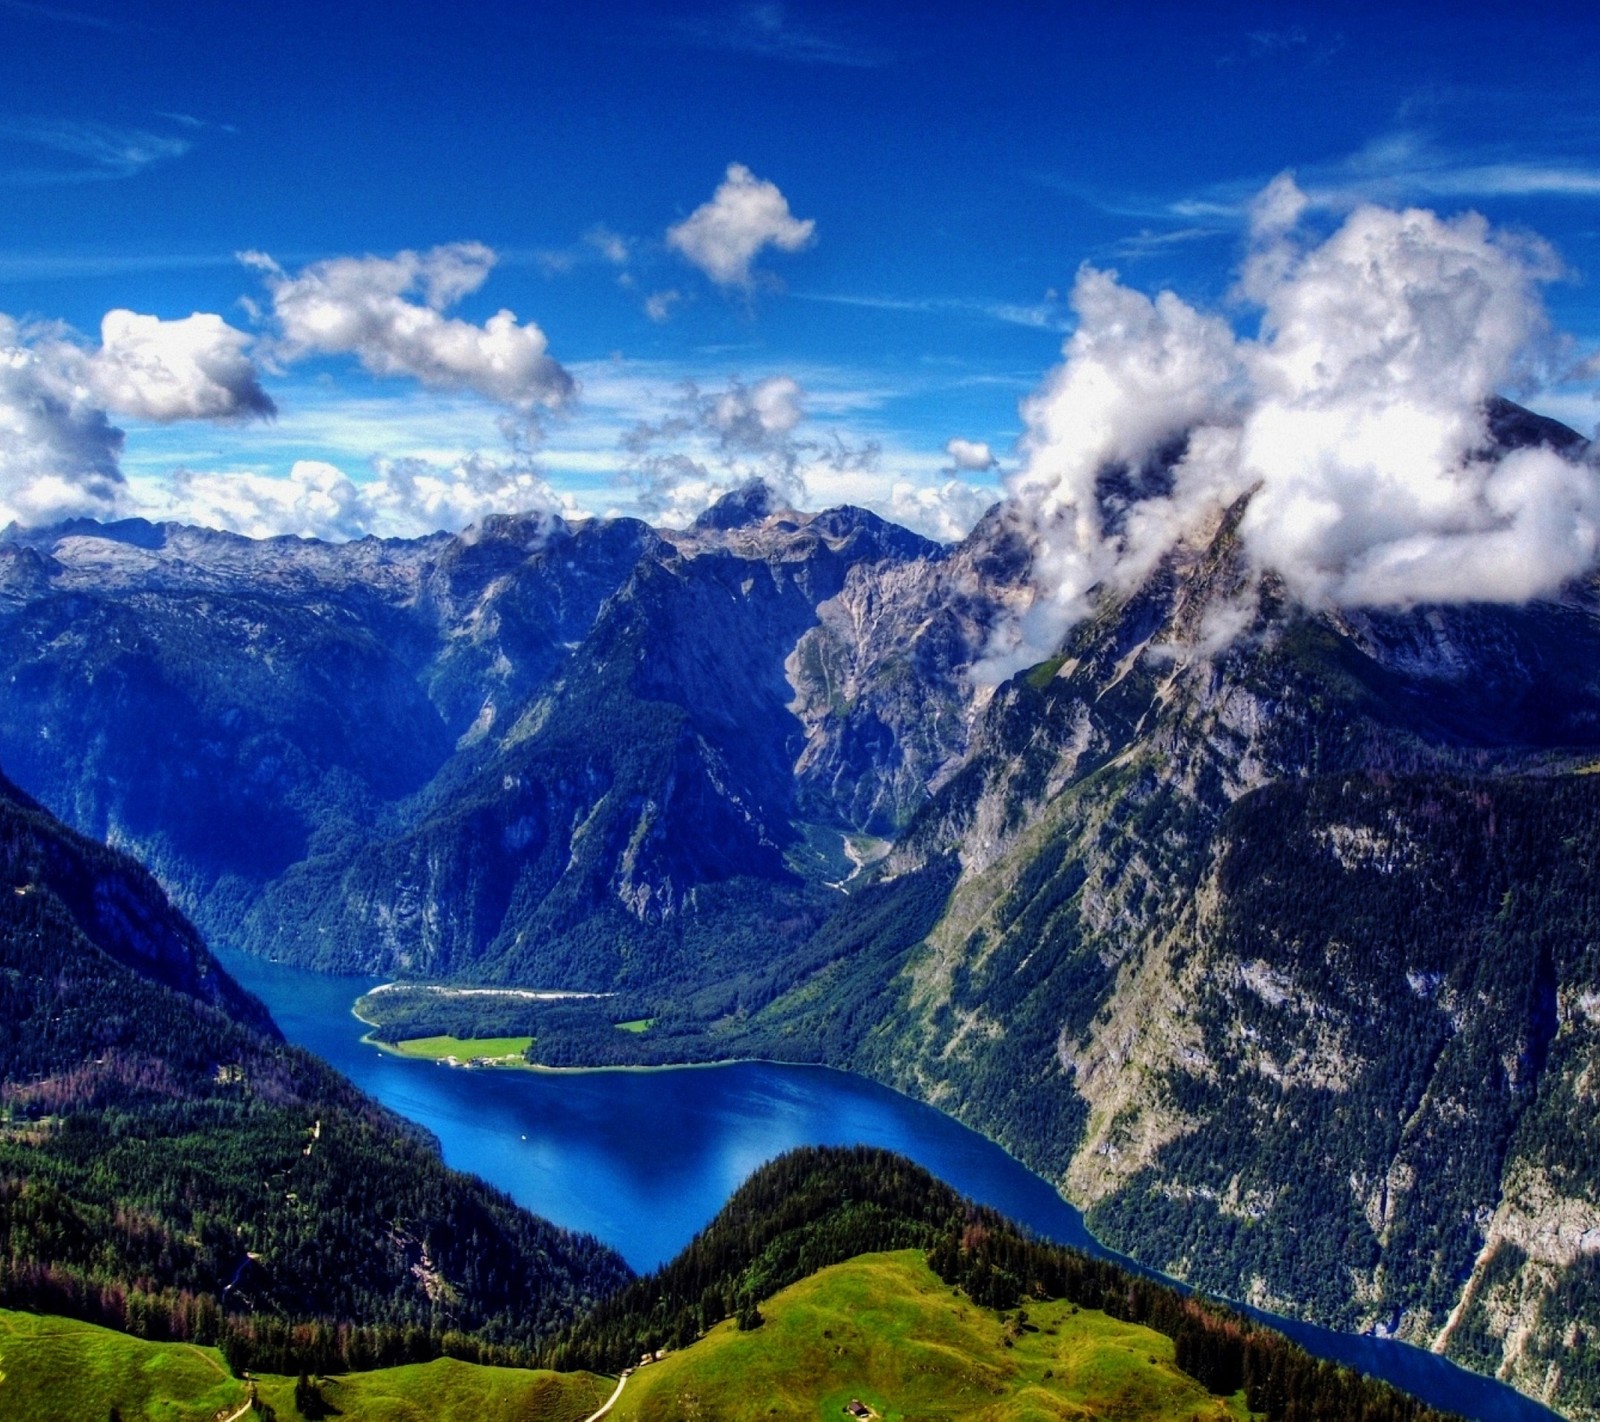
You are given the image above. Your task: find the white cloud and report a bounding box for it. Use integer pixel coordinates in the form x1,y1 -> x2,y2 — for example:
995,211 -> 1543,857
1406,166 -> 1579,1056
795,288 -> 1069,332
667,163 -> 815,290
672,4 -> 886,68
610,369 -> 989,540
887,478 -> 995,543
713,372 -> 803,440
0,117 -> 193,184
585,226 -> 631,265
244,243 -> 574,413
0,317 -> 126,525
618,373 -> 910,524
979,178 -> 1600,682
621,374 -> 815,517
90,309 -> 274,422
164,451 -> 571,542
167,460 -> 367,541
945,437 -> 997,472
1160,133 -> 1600,232
0,307 -> 273,528
644,289 -> 683,323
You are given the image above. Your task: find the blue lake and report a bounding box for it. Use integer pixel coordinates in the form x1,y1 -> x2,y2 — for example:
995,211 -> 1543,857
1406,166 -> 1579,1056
218,950 -> 1562,1422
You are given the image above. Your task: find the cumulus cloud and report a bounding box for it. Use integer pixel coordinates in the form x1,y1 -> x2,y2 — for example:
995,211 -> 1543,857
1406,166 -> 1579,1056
888,478 -> 996,543
945,437 -> 998,472
621,374 -> 811,519
978,178 -> 1600,682
244,243 -> 574,414
667,164 -> 815,290
0,318 -> 126,525
167,451 -> 570,542
618,374 -> 888,524
91,309 -> 274,421
0,308 -> 272,528
612,371 -> 986,540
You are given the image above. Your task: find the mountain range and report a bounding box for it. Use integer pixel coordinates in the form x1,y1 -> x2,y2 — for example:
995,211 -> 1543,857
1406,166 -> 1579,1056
1,400 -> 1597,1416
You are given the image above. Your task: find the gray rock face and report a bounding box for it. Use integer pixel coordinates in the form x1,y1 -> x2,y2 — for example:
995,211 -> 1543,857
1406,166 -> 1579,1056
786,503 -> 1032,834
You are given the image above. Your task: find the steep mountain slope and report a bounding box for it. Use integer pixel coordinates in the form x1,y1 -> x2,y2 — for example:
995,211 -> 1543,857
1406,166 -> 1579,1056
786,501 -> 1032,833
0,769 -> 629,1362
0,491 -> 971,982
241,497 -> 943,983
812,493 -> 1600,1414
0,521 -> 455,920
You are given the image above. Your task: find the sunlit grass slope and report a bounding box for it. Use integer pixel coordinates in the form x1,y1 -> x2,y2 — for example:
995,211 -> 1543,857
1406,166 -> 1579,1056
251,1356 -> 610,1421
614,1250 -> 1250,1422
0,1254 -> 1249,1421
380,1034 -> 535,1063
0,1309 -> 243,1421
0,1309 -> 609,1422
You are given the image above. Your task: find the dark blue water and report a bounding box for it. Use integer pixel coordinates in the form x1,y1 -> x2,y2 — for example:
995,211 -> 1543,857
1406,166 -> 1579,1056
218,951 -> 1563,1422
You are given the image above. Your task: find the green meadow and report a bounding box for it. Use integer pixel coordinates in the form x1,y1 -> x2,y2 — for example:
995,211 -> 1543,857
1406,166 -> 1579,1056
379,1034 -> 535,1064
0,1309 -> 242,1422
0,1310 -> 609,1421
0,1253 -> 1250,1421
613,1250 -> 1251,1422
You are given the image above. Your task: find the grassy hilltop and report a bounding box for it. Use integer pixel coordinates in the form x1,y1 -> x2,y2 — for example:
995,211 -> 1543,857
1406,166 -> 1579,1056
610,1250 -> 1247,1422
0,1254 -> 1240,1422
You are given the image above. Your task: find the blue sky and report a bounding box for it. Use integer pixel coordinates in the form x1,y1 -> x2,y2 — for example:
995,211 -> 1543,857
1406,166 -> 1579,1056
2,0 -> 1599,540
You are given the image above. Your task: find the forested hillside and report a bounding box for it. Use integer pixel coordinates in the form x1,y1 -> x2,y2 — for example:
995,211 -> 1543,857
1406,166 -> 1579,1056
0,770 -> 630,1371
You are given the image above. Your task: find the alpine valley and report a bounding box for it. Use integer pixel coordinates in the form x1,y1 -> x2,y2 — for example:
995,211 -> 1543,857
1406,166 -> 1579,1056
3,401 -> 1599,1418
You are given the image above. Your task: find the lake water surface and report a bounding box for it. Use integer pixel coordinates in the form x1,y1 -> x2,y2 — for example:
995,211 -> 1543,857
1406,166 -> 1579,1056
218,950 -> 1561,1422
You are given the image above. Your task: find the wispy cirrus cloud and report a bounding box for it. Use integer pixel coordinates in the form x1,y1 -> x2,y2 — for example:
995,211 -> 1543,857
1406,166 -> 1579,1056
0,250 -> 242,283
515,224 -> 636,278
1288,131 -> 1600,207
671,3 -> 886,68
1111,226 -> 1231,260
795,289 -> 1070,333
0,0 -> 129,33
1050,131 -> 1600,271
0,116 -> 193,184
1163,133 -> 1600,224
1215,25 -> 1346,69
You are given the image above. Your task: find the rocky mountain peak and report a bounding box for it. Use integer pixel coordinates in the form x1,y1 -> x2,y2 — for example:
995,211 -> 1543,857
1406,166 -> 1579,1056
691,479 -> 789,530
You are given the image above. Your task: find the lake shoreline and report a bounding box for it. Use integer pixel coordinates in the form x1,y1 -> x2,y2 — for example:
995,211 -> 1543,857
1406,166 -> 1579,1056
221,951 -> 1559,1422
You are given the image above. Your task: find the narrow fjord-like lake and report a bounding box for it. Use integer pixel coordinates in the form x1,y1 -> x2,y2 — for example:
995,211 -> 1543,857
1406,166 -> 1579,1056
220,951 -> 1558,1422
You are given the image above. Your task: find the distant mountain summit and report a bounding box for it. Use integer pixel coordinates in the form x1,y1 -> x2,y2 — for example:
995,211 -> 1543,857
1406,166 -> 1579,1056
692,478 -> 787,529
